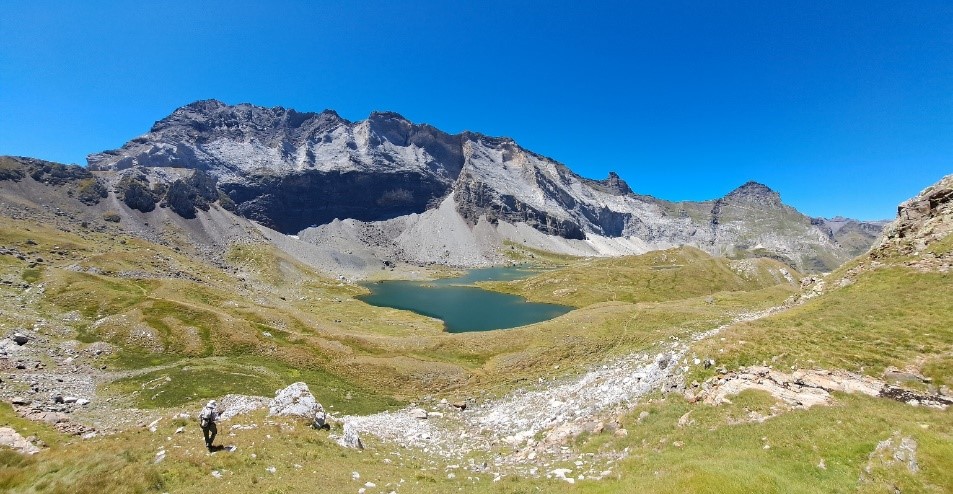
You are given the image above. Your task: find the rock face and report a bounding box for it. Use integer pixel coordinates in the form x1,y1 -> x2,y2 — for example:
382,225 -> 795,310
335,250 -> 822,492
0,156 -> 107,206
85,100 -> 886,272
874,174 -> 953,260
268,382 -> 322,419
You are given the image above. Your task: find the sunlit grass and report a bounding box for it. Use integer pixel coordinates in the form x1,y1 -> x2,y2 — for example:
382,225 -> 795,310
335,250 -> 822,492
689,267 -> 953,385
482,246 -> 799,308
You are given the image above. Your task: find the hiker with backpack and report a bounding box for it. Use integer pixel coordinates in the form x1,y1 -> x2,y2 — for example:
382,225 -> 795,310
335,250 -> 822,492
199,400 -> 219,450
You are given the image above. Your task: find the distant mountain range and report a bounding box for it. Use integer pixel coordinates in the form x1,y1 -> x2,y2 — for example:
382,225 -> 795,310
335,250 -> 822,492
8,100 -> 887,273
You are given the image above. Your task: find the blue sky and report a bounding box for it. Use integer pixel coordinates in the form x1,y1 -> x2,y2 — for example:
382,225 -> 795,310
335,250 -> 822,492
1,1 -> 950,220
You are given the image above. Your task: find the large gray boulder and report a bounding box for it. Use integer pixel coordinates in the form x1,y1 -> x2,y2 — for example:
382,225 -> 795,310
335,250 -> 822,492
268,382 -> 322,419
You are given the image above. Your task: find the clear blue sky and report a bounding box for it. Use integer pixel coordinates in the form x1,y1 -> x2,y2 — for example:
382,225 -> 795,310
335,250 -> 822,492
1,1 -> 950,220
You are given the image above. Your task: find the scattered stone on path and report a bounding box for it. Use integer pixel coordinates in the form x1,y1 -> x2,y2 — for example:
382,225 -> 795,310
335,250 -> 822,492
410,408 -> 428,420
12,332 -> 29,345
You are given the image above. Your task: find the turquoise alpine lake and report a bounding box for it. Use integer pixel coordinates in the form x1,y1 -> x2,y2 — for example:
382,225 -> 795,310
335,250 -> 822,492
358,267 -> 572,332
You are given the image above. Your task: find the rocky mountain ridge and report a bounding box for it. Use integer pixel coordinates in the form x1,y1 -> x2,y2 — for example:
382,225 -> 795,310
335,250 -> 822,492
27,100 -> 887,272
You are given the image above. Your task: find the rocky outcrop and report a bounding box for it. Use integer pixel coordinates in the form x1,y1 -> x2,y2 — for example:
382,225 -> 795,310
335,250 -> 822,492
583,171 -> 633,196
0,426 -> 41,454
85,100 -> 886,272
0,156 -> 107,205
164,170 -> 219,219
116,171 -> 162,212
874,174 -> 953,260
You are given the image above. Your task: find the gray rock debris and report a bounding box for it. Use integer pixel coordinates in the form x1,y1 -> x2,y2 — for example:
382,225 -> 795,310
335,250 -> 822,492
0,426 -> 40,454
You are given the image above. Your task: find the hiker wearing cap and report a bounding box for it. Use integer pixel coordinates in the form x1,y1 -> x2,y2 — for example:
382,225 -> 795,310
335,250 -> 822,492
199,400 -> 220,450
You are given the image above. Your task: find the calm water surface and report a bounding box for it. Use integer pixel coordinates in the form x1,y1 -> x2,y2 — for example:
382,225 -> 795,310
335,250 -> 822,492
358,267 -> 572,332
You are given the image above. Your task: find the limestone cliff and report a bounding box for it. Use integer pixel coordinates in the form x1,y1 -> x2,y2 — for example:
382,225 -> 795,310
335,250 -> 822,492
86,100 -> 886,272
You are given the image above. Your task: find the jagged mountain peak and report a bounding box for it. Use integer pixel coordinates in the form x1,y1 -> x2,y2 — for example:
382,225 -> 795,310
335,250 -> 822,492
583,171 -> 633,196
368,110 -> 410,122
182,98 -> 228,111
604,171 -> 633,195
724,181 -> 781,206
79,99 -> 887,273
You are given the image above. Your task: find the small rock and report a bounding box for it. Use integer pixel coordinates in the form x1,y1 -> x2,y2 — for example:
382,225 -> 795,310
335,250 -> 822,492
12,333 -> 29,345
11,396 -> 29,406
410,408 -> 428,420
211,470 -> 222,478
266,466 -> 276,474
341,423 -> 363,449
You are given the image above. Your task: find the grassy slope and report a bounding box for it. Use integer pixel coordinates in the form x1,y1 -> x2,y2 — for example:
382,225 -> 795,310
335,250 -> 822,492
482,246 -> 798,308
0,222 -> 796,410
583,391 -> 953,494
689,266 -> 953,387
3,209 -> 952,492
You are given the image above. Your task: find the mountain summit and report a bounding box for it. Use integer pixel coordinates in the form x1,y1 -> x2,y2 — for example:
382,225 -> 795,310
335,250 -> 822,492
724,181 -> 782,207
84,100 -> 883,273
